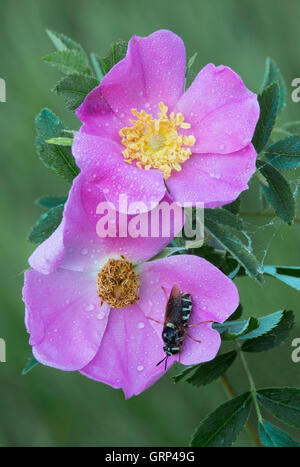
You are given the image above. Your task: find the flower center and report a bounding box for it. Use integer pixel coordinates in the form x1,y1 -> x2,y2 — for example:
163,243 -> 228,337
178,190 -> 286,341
119,102 -> 196,179
97,255 -> 140,309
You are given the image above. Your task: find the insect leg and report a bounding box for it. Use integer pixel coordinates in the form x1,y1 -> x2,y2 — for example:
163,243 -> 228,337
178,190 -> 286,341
187,320 -> 214,328
186,332 -> 202,343
146,316 -> 164,324
161,286 -> 169,301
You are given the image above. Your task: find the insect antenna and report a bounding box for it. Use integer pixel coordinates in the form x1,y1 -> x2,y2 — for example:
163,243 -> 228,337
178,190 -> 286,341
156,355 -> 168,370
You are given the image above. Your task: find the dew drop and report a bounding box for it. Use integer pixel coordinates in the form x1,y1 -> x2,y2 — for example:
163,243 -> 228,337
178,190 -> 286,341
137,322 -> 145,329
85,304 -> 95,312
137,365 -> 144,372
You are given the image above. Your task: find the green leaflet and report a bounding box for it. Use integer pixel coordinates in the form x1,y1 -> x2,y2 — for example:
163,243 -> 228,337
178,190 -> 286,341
257,388 -> 300,428
46,29 -> 86,54
204,207 -> 244,231
282,121 -> 300,135
36,108 -> 79,183
185,351 -> 237,387
213,317 -> 259,341
256,160 -> 295,224
53,73 -> 99,111
46,137 -> 73,146
214,310 -> 292,344
204,218 -> 263,282
35,196 -> 67,209
22,355 -> 39,375
252,82 -> 279,154
185,52 -> 197,89
190,392 -> 252,447
265,135 -> 300,170
101,40 -> 128,75
260,57 -> 287,112
28,204 -> 64,244
90,53 -> 104,81
258,419 -> 300,447
264,265 -> 300,291
241,310 -> 294,352
42,50 -> 92,76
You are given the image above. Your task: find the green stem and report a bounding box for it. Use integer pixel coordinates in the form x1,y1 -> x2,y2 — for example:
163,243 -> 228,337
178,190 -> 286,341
219,373 -> 262,447
239,350 -> 263,427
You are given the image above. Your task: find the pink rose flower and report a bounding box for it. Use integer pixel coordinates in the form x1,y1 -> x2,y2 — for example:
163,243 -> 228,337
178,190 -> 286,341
23,175 -> 239,398
73,29 -> 259,212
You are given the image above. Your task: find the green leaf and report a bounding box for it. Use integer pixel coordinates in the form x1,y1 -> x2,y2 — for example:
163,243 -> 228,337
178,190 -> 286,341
42,50 -> 91,75
252,82 -> 280,153
22,355 -> 39,375
186,351 -> 237,387
36,108 -> 79,182
28,204 -> 64,244
101,40 -> 128,75
265,136 -> 300,170
264,265 -> 300,291
90,52 -> 104,81
35,196 -> 67,209
205,208 -> 244,231
214,310 -> 290,343
46,137 -> 73,146
213,317 -> 259,341
256,160 -> 295,224
53,73 -> 98,111
260,57 -> 287,112
258,419 -> 300,447
257,388 -> 300,429
241,310 -> 294,352
282,121 -> 300,135
226,304 -> 243,321
46,29 -> 85,54
223,197 -> 241,215
204,218 -> 263,282
172,365 -> 198,384
185,52 -> 197,89
190,392 -> 252,447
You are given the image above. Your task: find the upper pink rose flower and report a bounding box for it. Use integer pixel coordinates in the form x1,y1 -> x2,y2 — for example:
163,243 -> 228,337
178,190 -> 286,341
73,29 -> 259,212
23,174 -> 239,399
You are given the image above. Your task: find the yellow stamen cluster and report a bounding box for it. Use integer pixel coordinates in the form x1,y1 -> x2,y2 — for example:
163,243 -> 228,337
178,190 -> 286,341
97,255 -> 140,309
119,102 -> 196,179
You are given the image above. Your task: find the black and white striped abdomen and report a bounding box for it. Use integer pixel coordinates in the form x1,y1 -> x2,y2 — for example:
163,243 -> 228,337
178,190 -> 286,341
181,293 -> 192,324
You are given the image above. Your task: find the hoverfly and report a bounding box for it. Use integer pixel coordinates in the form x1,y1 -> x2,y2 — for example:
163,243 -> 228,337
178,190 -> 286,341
147,284 -> 212,370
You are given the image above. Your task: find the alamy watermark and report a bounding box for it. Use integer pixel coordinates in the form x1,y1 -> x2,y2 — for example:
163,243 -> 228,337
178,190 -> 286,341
95,195 -> 204,247
291,338 -> 300,363
0,338 -> 6,363
0,78 -> 6,102
291,78 -> 300,103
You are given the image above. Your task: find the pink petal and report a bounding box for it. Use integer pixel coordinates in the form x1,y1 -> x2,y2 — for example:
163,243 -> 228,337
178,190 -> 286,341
23,269 -> 109,371
167,144 -> 257,207
138,255 -> 239,364
77,30 -> 186,134
80,303 -> 169,399
72,132 -> 166,213
175,63 -> 259,154
30,172 -> 183,274
28,220 -> 65,274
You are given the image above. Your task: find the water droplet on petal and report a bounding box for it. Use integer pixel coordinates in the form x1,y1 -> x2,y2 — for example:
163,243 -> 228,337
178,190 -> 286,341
137,365 -> 144,372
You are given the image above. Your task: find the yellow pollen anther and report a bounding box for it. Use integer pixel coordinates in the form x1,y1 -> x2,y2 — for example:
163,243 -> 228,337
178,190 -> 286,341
97,255 -> 140,309
119,101 -> 196,179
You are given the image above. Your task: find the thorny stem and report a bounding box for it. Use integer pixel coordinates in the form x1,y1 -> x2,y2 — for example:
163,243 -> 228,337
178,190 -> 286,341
219,373 -> 262,447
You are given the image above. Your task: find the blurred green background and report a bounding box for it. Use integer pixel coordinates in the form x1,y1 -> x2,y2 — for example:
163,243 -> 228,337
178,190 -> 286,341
1,0 -> 300,447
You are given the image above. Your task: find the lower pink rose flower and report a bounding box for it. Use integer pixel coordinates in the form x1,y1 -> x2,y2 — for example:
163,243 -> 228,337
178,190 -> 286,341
23,175 -> 239,398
